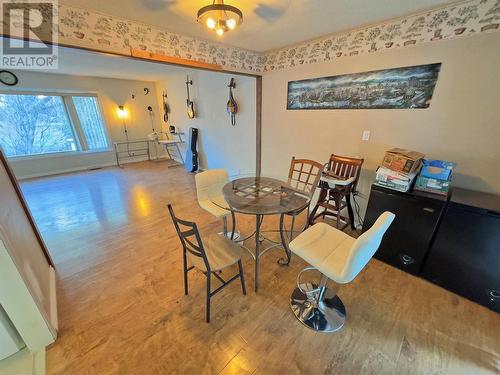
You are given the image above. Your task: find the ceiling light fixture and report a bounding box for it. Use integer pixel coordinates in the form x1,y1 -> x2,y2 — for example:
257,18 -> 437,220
197,0 -> 243,36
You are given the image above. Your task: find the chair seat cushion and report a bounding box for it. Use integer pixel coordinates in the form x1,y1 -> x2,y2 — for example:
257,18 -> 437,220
289,223 -> 355,283
188,234 -> 244,272
199,198 -> 230,219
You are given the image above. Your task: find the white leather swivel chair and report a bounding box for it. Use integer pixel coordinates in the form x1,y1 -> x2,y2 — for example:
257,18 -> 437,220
195,169 -> 236,239
289,211 -> 395,332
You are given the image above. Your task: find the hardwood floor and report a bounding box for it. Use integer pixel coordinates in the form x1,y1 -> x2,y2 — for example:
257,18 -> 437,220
20,161 -> 500,375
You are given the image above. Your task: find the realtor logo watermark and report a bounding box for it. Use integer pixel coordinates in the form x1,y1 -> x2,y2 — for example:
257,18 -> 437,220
1,0 -> 58,69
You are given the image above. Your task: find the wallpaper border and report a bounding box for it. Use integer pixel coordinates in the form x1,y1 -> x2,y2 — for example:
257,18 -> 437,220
0,0 -> 498,74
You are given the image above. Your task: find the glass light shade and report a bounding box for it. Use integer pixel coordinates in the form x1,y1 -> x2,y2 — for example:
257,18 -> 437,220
226,18 -> 236,29
206,17 -> 216,29
197,1 -> 243,35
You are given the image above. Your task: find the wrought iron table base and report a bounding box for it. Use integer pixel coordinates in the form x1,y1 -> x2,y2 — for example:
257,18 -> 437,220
236,214 -> 300,292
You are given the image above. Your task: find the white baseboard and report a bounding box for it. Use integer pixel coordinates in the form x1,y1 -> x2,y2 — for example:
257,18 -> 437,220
16,155 -> 172,180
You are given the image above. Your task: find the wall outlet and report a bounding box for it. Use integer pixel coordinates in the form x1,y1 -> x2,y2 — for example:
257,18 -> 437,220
362,130 -> 370,141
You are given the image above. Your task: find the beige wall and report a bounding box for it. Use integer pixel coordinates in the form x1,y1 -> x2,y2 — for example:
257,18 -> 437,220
261,32 -> 500,216
155,70 -> 256,176
5,71 -> 164,179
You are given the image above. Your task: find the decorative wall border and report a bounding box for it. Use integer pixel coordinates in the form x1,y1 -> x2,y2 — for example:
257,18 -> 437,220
0,0 -> 498,74
262,0 -> 500,71
55,5 -> 265,73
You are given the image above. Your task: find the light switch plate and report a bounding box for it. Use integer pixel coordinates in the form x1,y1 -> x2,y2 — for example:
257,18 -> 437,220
362,130 -> 370,141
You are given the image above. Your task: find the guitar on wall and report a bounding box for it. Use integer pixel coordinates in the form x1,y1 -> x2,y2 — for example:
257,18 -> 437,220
185,127 -> 199,172
185,76 -> 195,119
162,90 -> 169,123
227,78 -> 238,126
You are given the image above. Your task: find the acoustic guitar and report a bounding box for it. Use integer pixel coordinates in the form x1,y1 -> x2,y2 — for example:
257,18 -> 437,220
184,127 -> 199,172
186,76 -> 195,119
162,90 -> 169,122
227,78 -> 238,126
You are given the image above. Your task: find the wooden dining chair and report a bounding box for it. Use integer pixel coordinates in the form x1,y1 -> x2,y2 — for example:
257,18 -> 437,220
167,204 -> 246,322
309,154 -> 364,230
287,157 -> 324,200
279,157 -> 324,265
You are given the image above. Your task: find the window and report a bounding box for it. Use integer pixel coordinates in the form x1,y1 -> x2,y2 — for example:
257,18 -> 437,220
0,93 -> 109,158
73,96 -> 109,151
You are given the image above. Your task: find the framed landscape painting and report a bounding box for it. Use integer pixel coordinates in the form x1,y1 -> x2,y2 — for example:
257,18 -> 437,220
286,63 -> 441,110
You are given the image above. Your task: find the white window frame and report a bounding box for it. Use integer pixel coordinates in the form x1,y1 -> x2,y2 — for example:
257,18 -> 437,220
0,90 -> 112,160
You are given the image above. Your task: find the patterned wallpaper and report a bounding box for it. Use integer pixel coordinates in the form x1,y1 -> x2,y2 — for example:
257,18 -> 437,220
2,0 -> 499,74
56,5 -> 264,72
262,0 -> 500,72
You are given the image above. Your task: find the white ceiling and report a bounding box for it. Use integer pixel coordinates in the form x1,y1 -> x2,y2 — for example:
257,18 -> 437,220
60,0 -> 457,52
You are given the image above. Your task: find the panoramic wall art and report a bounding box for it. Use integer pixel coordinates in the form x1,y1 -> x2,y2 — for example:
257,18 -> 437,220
286,63 -> 442,110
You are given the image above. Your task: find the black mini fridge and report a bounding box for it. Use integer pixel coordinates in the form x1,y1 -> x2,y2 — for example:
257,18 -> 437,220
362,184 -> 448,275
420,188 -> 500,312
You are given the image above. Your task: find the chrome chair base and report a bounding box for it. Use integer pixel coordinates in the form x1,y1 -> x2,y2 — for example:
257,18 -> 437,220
290,283 -> 346,333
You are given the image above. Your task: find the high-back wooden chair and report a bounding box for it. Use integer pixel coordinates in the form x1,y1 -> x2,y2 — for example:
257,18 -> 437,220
279,157 -> 324,265
288,157 -> 324,199
167,204 -> 246,322
309,154 -> 364,230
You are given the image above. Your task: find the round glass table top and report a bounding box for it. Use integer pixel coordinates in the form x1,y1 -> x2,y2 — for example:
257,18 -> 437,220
208,174 -> 311,215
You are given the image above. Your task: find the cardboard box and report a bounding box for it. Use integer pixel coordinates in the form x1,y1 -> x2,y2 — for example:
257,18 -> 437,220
419,159 -> 456,181
374,166 -> 417,192
381,148 -> 424,174
414,175 -> 451,195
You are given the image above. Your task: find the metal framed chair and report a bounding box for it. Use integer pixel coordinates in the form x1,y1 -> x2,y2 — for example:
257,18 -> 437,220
279,157 -> 324,265
195,169 -> 236,239
167,204 -> 246,323
309,153 -> 364,230
289,211 -> 395,332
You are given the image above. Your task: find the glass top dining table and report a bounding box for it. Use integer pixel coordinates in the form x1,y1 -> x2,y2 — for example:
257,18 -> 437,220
208,174 -> 311,291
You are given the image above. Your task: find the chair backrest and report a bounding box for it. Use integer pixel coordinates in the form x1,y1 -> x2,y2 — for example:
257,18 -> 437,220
340,211 -> 395,283
288,157 -> 324,198
328,154 -> 364,191
195,169 -> 229,202
167,204 -> 210,272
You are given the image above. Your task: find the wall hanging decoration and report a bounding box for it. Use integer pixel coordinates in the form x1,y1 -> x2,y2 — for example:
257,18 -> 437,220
0,70 -> 18,86
162,90 -> 169,123
147,106 -> 156,133
226,78 -> 238,126
185,76 -> 195,119
287,63 -> 442,110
